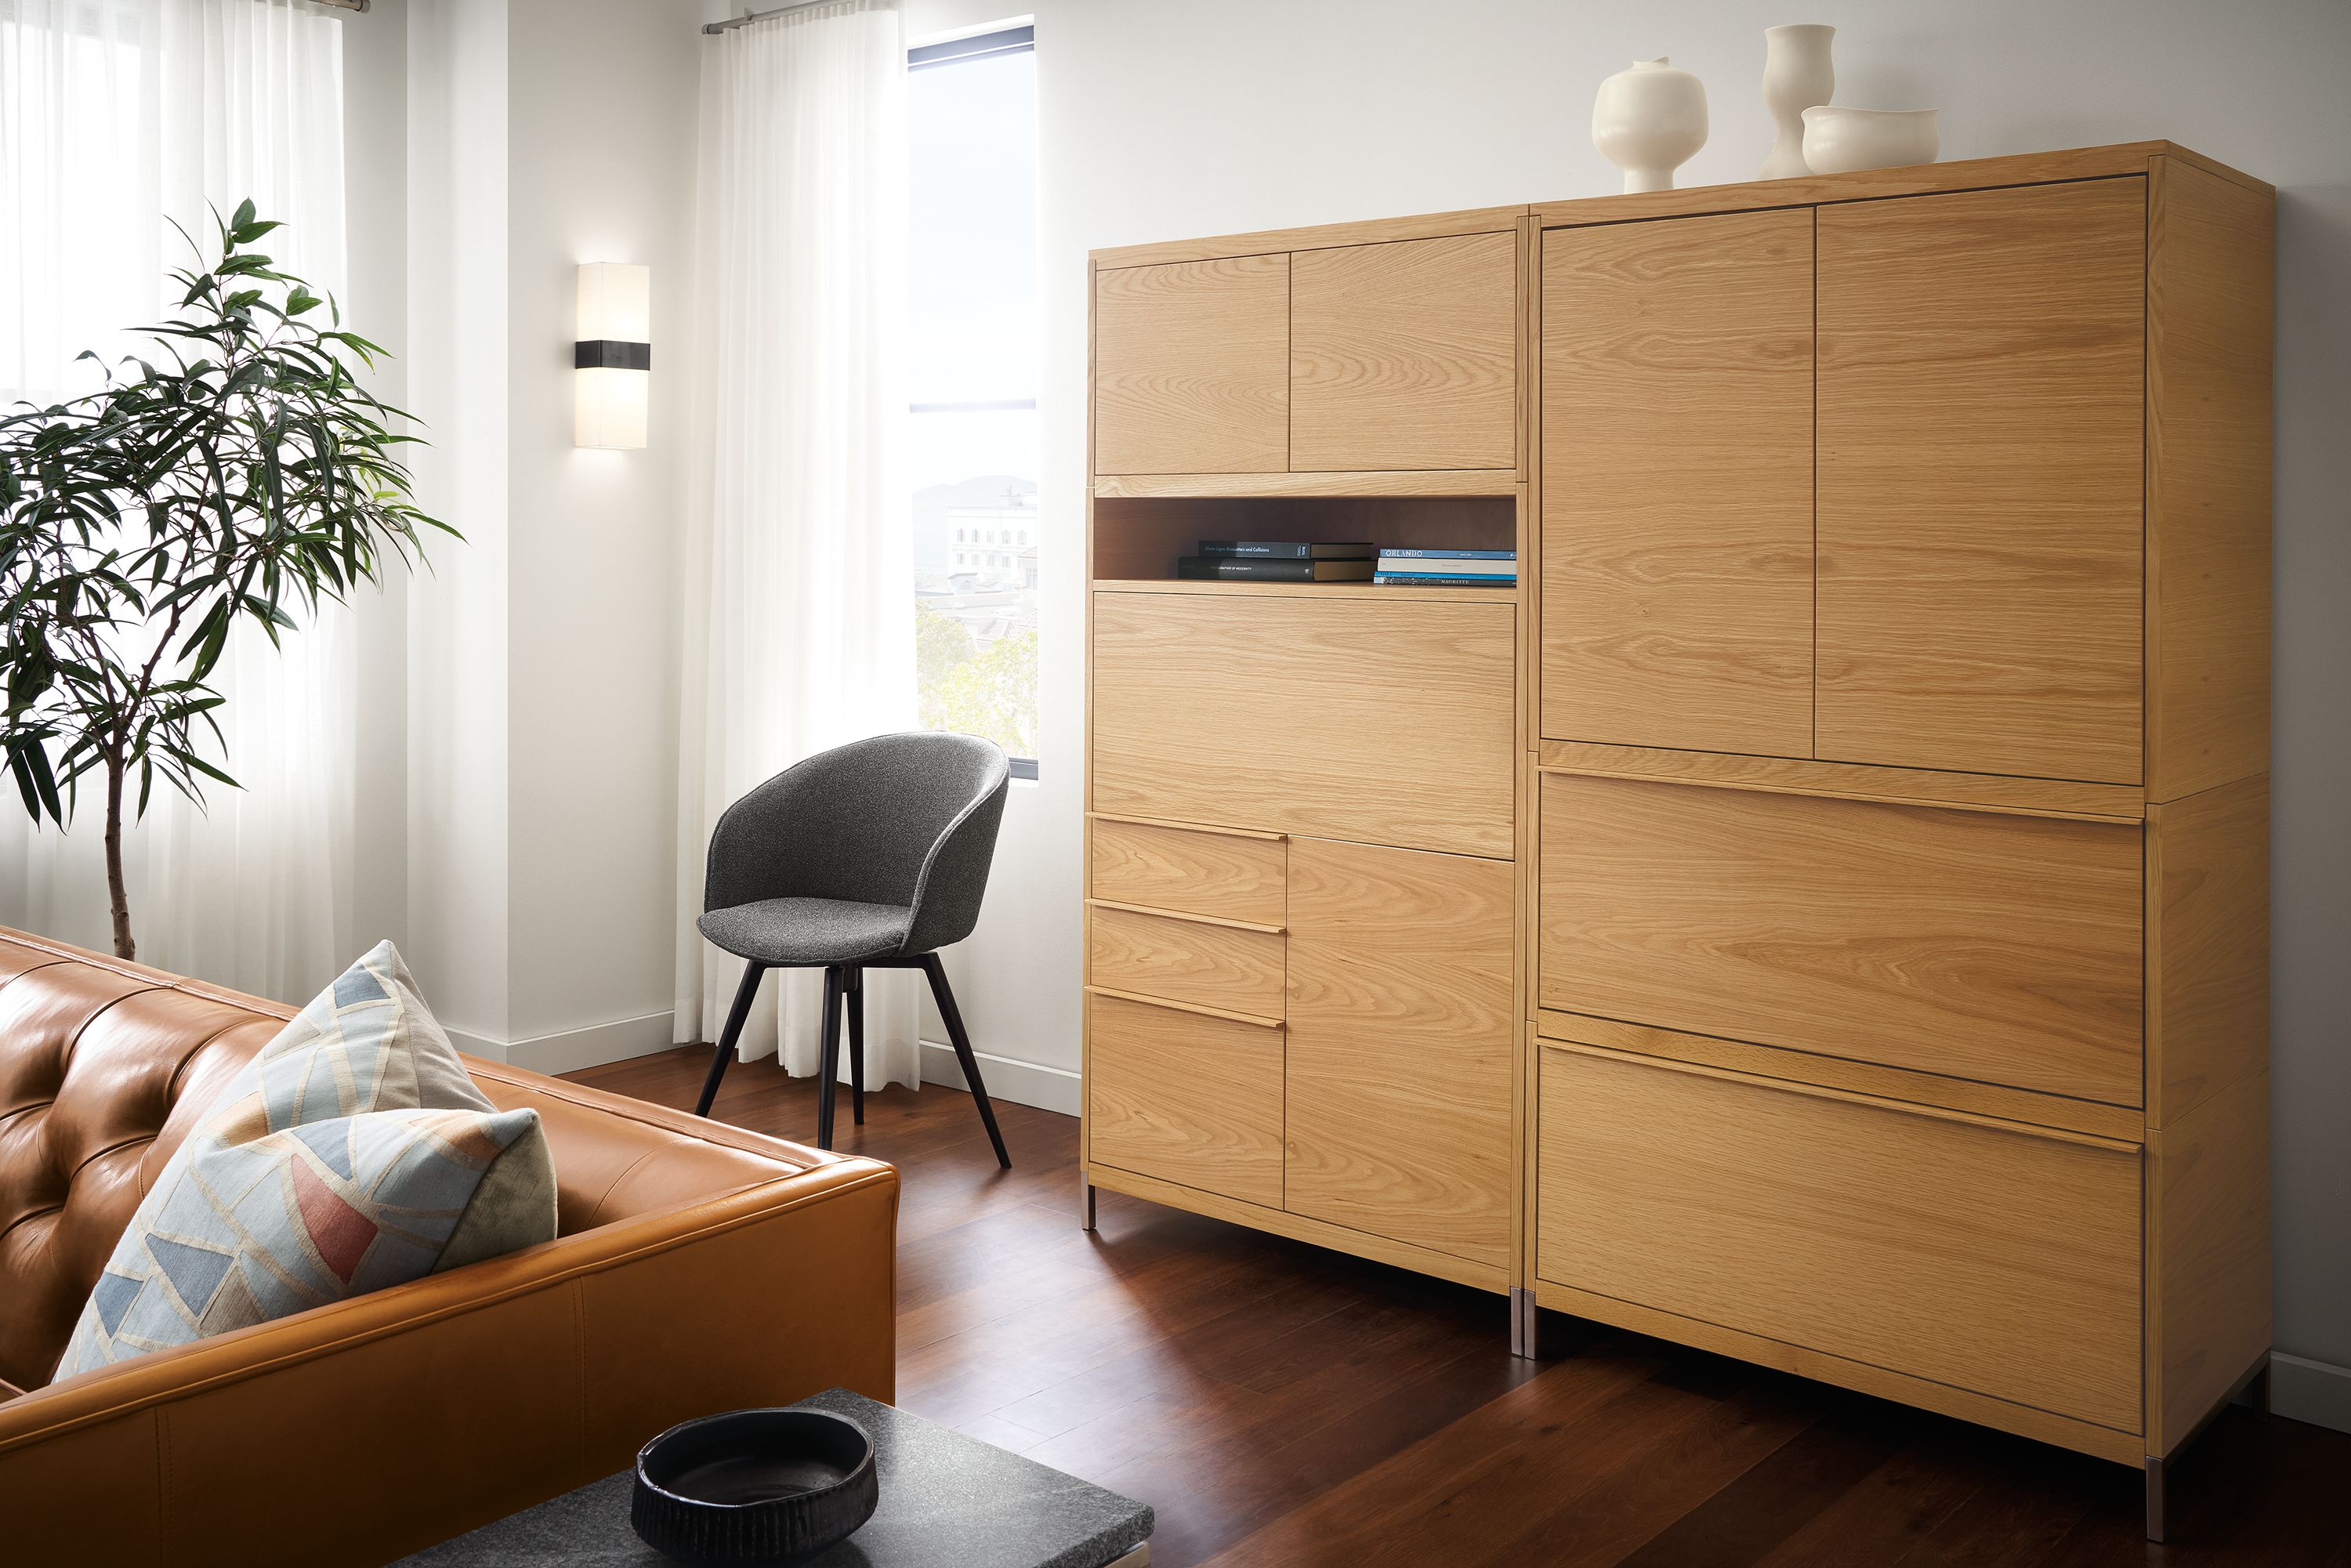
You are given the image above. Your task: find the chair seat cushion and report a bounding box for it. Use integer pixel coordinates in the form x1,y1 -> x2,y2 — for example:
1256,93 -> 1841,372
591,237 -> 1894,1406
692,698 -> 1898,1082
697,898 -> 914,965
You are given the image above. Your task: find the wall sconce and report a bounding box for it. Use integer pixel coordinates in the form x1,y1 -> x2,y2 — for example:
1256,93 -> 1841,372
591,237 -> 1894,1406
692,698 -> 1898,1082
575,263 -> 650,449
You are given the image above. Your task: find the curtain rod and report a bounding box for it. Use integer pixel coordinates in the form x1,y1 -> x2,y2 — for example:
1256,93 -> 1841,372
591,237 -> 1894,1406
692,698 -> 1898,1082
703,0 -> 849,34
313,0 -> 371,13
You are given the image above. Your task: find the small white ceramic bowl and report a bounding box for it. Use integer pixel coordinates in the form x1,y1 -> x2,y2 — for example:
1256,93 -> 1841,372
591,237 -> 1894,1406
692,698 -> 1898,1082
1801,107 -> 1940,175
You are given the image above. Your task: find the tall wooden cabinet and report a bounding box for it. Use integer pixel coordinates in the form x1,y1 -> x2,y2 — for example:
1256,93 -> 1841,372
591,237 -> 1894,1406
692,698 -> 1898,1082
1081,144 -> 2271,1541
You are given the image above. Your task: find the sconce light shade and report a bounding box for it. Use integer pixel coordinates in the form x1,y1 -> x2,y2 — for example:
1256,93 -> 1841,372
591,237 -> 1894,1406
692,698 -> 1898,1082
575,262 -> 650,449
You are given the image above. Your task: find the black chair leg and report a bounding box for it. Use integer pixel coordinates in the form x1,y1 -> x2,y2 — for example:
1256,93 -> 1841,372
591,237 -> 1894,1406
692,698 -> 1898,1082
845,966 -> 866,1125
919,953 -> 1009,1168
816,965 -> 845,1150
694,961 -> 768,1117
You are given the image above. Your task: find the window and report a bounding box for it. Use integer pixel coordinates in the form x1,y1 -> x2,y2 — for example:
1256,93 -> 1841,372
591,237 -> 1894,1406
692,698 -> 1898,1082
907,24 -> 1039,777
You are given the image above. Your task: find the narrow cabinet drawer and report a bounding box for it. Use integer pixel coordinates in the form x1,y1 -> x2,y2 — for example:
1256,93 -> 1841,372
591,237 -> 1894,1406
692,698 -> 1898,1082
1538,773 -> 2144,1105
1087,904 -> 1285,1020
1088,993 -> 1284,1208
1538,1045 -> 2143,1432
1089,817 -> 1285,929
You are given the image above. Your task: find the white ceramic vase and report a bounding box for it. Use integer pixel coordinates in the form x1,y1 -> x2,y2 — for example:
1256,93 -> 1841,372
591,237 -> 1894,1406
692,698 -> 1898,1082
1801,106 -> 1941,174
1759,25 -> 1834,179
1592,57 -> 1709,194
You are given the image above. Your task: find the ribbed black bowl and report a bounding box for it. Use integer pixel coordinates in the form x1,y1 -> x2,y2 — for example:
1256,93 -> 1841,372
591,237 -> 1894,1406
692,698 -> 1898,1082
631,1408 -> 878,1567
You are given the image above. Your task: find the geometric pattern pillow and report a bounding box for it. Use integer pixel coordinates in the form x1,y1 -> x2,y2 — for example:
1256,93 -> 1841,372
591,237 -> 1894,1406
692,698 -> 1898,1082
53,943 -> 558,1378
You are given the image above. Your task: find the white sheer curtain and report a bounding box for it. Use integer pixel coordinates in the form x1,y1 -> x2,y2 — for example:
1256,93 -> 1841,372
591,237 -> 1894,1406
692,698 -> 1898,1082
0,0 -> 354,1001
674,0 -> 920,1089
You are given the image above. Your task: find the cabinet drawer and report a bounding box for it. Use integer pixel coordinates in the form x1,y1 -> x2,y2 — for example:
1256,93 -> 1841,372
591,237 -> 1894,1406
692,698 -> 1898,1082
1089,817 -> 1286,929
1290,232 -> 1517,472
1538,1045 -> 2143,1432
1088,904 -> 1285,1020
1538,773 -> 2143,1104
1093,591 -> 1516,857
1087,992 -> 1284,1208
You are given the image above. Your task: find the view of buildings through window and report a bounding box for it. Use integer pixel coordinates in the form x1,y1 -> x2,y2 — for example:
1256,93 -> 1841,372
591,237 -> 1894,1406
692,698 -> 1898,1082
908,27 -> 1039,770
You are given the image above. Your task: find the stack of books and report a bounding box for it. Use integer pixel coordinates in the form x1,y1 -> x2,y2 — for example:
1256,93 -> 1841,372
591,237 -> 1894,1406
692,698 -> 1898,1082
1373,548 -> 1517,587
1176,541 -> 1376,582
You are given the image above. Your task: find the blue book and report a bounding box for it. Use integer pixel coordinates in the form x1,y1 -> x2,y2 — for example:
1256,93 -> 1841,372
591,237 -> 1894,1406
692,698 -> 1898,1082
1374,573 -> 1516,587
1376,548 -> 1517,560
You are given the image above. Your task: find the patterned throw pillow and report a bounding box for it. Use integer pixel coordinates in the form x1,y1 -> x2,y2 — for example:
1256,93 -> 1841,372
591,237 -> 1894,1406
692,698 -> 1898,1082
55,942 -> 557,1378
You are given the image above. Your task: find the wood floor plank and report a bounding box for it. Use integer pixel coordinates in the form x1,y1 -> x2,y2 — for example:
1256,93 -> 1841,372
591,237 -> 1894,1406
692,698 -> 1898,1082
568,1048 -> 2342,1566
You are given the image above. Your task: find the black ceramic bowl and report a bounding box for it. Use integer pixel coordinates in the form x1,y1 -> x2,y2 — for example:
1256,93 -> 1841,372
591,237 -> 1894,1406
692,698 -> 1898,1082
631,1408 -> 879,1567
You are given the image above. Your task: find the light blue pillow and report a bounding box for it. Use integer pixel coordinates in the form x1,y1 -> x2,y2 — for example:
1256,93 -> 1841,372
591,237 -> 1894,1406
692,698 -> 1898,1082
56,942 -> 556,1378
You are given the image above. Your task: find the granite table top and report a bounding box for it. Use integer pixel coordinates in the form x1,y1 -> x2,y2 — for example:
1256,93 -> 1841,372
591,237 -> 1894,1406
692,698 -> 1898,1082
397,1388 -> 1153,1568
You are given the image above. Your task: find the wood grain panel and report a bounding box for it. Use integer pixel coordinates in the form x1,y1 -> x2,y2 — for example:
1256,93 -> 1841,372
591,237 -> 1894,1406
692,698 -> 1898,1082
1095,255 -> 1289,475
1533,1008 -> 2146,1144
1092,205 -> 1526,270
1291,233 -> 1518,472
1088,817 -> 1286,929
1538,773 -> 2144,1103
1532,1279 -> 2144,1465
1086,904 -> 1286,1020
1092,591 -> 1516,857
1080,1163 -> 1508,1295
2146,775 -> 2269,1128
1540,209 -> 1815,756
1092,469 -> 1518,499
1086,992 -> 1284,1208
1538,1044 -> 2143,1433
2149,1070 -> 2270,1454
1283,840 -> 1514,1268
2147,158 -> 2275,802
1532,140 -> 2266,229
1535,741 -> 2145,823
1817,179 -> 2146,783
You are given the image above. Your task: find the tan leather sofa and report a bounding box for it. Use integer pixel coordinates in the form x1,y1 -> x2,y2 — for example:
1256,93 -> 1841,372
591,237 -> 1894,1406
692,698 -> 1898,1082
0,929 -> 898,1566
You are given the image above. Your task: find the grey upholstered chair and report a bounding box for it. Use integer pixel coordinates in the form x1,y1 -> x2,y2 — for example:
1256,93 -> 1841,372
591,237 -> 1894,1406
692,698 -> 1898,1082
693,731 -> 1012,1167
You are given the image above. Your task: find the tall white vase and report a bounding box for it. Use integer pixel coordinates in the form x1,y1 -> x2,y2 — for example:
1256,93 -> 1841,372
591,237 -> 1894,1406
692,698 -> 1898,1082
1759,24 -> 1835,179
1592,57 -> 1709,194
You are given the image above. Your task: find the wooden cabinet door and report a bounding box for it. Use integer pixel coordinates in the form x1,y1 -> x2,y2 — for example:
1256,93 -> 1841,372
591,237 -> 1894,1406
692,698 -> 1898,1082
1538,1045 -> 2143,1433
1094,255 -> 1289,475
1817,180 -> 2146,782
1538,773 -> 2145,1105
1284,840 -> 1513,1268
1091,590 -> 1516,857
1290,233 -> 1517,471
1541,210 -> 1817,757
1088,993 -> 1284,1208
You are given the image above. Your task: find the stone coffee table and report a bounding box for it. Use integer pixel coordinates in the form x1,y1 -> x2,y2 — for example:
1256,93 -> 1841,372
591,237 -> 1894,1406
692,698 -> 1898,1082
397,1388 -> 1153,1568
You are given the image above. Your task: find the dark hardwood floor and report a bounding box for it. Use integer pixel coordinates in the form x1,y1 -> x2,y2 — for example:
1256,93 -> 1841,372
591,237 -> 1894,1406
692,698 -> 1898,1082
567,1047 -> 2350,1567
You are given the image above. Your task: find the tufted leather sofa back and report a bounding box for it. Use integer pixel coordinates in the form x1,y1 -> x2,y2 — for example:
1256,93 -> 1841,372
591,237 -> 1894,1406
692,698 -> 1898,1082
0,931 -> 292,1394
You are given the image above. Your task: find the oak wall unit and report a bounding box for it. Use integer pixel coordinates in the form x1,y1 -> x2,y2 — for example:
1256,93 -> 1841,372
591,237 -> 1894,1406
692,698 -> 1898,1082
1081,144 -> 2270,1543
1082,205 -> 1532,1302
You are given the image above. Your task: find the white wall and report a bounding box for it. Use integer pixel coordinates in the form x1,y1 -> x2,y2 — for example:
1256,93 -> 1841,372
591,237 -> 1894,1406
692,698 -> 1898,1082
389,0 -> 701,1068
900,0 -> 2351,1429
502,0 -> 700,1070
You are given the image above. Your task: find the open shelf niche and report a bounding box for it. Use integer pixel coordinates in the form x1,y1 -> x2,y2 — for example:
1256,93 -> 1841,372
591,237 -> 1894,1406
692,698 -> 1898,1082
1090,494 -> 1520,586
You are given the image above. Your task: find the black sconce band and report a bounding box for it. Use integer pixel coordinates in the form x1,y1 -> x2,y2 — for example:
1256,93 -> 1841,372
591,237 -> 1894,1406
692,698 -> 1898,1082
575,339 -> 651,371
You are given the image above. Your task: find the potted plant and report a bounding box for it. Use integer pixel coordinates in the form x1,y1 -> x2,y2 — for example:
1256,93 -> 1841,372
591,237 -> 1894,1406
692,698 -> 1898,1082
0,202 -> 451,961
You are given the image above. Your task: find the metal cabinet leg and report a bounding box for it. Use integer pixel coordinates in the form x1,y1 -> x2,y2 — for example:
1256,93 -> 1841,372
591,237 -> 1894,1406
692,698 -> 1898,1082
1509,1287 -> 1538,1360
2144,1455 -> 2166,1544
1080,1174 -> 1098,1231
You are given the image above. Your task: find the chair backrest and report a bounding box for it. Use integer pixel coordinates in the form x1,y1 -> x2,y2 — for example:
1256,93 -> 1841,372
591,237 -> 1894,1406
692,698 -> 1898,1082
703,731 -> 1011,956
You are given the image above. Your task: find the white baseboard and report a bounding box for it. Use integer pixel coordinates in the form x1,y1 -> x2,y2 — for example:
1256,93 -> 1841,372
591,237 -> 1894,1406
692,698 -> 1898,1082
449,1010 -> 677,1076
919,1039 -> 1080,1117
2272,1352 -> 2351,1435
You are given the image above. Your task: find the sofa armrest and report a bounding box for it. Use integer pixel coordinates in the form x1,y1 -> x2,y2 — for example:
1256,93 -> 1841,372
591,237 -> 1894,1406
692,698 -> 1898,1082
0,1070 -> 897,1568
